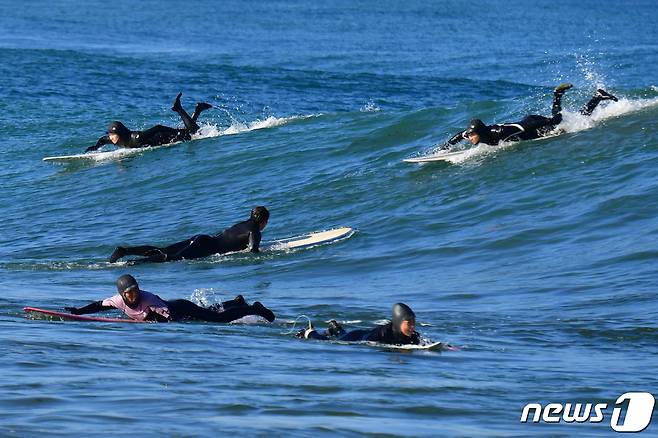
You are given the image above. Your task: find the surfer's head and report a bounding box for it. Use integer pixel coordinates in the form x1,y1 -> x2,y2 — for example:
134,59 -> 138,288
107,121 -> 130,144
116,274 -> 140,308
251,206 -> 270,231
392,303 -> 416,337
466,119 -> 487,145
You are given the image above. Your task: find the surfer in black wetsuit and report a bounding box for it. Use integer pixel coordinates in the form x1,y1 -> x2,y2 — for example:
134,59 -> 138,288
298,303 -> 421,345
64,274 -> 276,322
442,84 -> 618,148
109,206 -> 270,264
85,93 -> 212,152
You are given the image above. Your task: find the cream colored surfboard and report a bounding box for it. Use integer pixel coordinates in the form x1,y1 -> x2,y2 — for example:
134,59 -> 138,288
268,227 -> 354,250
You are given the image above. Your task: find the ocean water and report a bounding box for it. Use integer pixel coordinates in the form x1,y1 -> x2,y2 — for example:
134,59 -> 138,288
2,0 -> 658,436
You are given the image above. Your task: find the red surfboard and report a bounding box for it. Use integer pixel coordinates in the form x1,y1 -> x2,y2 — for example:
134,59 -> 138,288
24,307 -> 147,323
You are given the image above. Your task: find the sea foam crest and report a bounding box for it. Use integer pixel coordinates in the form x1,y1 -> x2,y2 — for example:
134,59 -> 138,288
559,95 -> 658,133
193,114 -> 313,140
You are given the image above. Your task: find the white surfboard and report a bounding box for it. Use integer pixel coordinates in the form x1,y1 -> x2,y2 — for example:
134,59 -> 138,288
266,227 -> 354,251
326,339 -> 453,351
403,149 -> 474,164
42,138 -> 191,163
405,130 -> 568,165
43,148 -> 145,163
363,341 -> 448,351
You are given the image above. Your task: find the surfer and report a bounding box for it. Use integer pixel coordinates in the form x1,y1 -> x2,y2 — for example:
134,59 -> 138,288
64,274 -> 275,323
85,93 -> 212,152
298,303 -> 420,345
442,84 -> 618,148
109,206 -> 270,264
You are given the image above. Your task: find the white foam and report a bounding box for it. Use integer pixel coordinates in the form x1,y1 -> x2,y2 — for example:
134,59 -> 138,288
421,143 -> 514,165
219,116 -> 288,136
562,96 -> 658,131
193,114 -> 314,139
190,287 -> 225,307
360,101 -> 381,112
187,116 -> 314,140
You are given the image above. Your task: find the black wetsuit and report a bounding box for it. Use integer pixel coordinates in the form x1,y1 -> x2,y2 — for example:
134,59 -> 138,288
308,322 -> 421,345
115,218 -> 263,264
447,92 -> 609,147
165,298 -> 274,323
86,98 -> 209,152
68,295 -> 275,323
89,126 -> 195,151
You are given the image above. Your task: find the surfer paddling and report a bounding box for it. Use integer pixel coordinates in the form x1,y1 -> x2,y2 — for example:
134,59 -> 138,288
85,93 -> 212,152
441,84 -> 618,148
109,206 -> 269,264
64,274 -> 275,323
298,303 -> 421,345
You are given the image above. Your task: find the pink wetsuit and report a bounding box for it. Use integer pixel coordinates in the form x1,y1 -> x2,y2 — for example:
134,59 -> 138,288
101,291 -> 170,321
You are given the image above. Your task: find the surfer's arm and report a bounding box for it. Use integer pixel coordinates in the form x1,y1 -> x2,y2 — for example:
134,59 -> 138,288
85,135 -> 111,152
248,230 -> 262,253
446,130 -> 468,146
65,301 -> 112,315
145,310 -> 170,322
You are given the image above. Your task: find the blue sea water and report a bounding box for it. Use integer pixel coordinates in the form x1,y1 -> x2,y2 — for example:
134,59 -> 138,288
1,0 -> 658,436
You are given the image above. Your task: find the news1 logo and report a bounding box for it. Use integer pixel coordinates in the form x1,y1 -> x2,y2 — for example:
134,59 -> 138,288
520,392 -> 656,432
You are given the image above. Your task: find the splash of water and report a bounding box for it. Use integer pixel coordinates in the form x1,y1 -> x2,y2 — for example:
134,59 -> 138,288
560,96 -> 658,133
360,100 -> 381,113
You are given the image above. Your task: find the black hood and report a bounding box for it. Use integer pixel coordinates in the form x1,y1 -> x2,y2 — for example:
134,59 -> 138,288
465,119 -> 488,136
116,274 -> 140,308
107,121 -> 131,139
391,303 -> 415,333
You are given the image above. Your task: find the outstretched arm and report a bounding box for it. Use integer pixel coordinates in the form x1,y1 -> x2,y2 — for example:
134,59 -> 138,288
446,130 -> 468,146
85,135 -> 111,152
65,301 -> 113,315
248,230 -> 262,253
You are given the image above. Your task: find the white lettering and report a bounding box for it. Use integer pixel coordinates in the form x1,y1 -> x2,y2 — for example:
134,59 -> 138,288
542,404 -> 563,423
591,403 -> 607,423
520,403 -> 542,423
562,403 -> 591,423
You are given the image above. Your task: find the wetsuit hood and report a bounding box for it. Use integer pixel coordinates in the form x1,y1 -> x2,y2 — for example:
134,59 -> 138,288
107,121 -> 131,140
391,303 -> 415,333
465,119 -> 492,145
466,119 -> 487,136
250,206 -> 270,227
116,274 -> 141,308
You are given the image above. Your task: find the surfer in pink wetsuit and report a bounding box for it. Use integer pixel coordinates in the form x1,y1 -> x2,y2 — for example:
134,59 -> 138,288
64,274 -> 275,323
